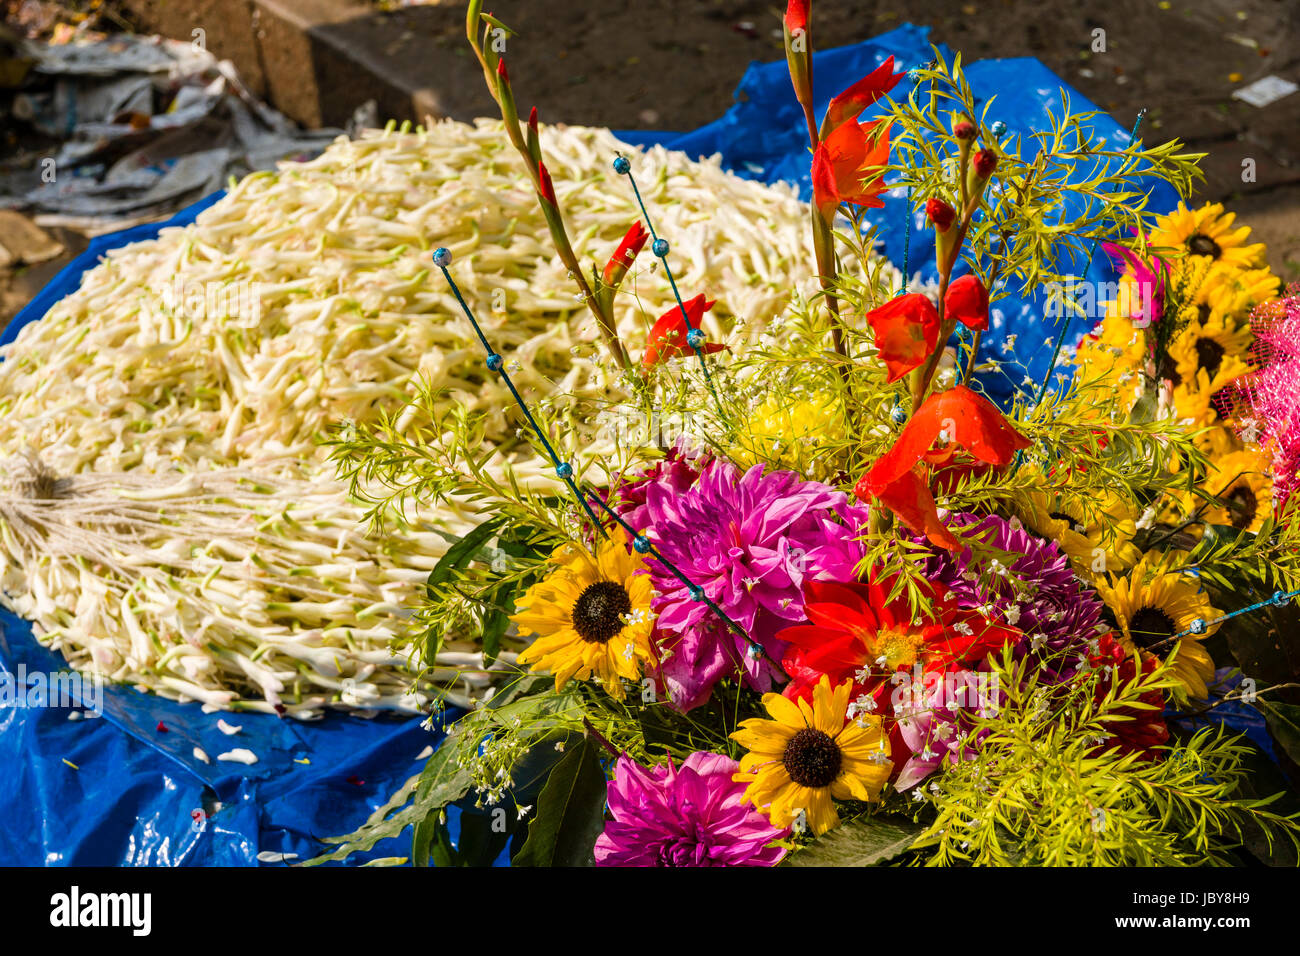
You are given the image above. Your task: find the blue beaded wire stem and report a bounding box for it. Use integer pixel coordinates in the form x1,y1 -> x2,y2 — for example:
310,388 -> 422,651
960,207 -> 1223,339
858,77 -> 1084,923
581,493 -> 773,664
435,253 -> 606,537
1011,109 -> 1146,475
433,249 -> 772,664
613,155 -> 729,423
1029,108 -> 1148,412
896,184 -> 913,297
1175,588 -> 1300,639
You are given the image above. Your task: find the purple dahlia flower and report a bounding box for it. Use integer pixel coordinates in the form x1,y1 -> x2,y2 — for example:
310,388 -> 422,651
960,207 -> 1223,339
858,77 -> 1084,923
916,512 -> 1104,681
593,752 -> 788,867
633,460 -> 869,710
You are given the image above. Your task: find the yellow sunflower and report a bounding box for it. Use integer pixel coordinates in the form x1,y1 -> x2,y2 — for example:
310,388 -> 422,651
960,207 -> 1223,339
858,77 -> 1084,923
731,675 -> 890,836
512,529 -> 655,700
1193,449 -> 1274,534
1199,263 -> 1281,318
1149,202 -> 1267,271
1093,551 -> 1220,698
1170,369 -> 1242,459
1166,307 -> 1254,393
1073,310 -> 1146,412
1020,486 -> 1143,577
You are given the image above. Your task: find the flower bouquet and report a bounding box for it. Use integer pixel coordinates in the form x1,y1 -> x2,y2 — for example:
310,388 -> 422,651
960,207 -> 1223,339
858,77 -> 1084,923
317,2 -> 1300,867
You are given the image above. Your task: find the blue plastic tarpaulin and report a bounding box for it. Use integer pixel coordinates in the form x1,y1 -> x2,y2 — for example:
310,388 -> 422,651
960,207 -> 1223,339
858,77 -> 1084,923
0,24 -> 1203,865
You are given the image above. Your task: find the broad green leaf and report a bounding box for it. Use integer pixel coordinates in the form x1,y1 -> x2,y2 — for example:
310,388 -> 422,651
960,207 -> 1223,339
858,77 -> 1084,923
511,736 -> 607,867
785,816 -> 923,867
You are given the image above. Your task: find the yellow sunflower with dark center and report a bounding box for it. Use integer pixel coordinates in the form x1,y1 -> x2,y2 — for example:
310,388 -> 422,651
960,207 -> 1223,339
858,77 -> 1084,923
731,675 -> 890,836
1020,486 -> 1143,577
1170,369 -> 1242,460
1093,551 -> 1220,699
1193,450 -> 1274,534
1200,263 -> 1281,317
512,529 -> 655,700
1166,307 -> 1254,392
1150,202 -> 1266,271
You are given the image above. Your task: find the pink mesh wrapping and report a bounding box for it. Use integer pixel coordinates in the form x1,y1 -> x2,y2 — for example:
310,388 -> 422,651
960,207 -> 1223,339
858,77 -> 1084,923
1230,282 -> 1300,513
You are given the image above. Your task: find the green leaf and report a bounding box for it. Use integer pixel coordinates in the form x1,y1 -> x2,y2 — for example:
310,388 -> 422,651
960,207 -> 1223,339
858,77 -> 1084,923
426,518 -> 504,597
511,736 -> 607,867
785,816 -> 923,867
1259,700 -> 1300,769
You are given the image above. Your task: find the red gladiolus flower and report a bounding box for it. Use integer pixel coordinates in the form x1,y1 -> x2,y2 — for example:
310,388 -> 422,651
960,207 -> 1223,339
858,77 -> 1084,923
497,57 -> 509,84
865,466 -> 963,551
864,293 -> 940,383
811,118 -> 892,220
537,160 -> 556,206
926,197 -> 955,232
643,294 -> 725,367
821,56 -> 904,133
945,274 -> 989,331
779,577 -> 1021,706
1088,633 -> 1169,760
861,385 -> 1031,496
784,0 -> 809,33
603,221 -> 649,286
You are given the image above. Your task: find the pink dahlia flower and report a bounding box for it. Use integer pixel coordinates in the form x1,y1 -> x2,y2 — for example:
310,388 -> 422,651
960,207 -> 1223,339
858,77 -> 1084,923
593,752 -> 788,867
636,460 -> 869,710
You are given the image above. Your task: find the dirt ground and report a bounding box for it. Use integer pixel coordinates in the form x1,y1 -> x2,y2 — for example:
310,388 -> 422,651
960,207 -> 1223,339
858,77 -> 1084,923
2,0 -> 1299,324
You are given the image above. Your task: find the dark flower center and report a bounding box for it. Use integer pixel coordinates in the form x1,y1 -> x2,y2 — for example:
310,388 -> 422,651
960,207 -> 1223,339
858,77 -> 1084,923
1187,233 -> 1222,259
1226,485 -> 1258,530
1195,337 -> 1225,378
1048,510 -> 1083,532
1158,351 -> 1183,388
571,580 -> 632,644
782,728 -> 842,789
1129,606 -> 1177,649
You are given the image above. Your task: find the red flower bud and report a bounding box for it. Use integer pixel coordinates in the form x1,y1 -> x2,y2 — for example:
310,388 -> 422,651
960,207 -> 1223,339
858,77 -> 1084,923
496,57 -> 509,84
528,105 -> 538,133
926,197 -> 956,232
538,160 -> 556,206
973,148 -> 998,179
784,0 -> 809,34
952,119 -> 976,140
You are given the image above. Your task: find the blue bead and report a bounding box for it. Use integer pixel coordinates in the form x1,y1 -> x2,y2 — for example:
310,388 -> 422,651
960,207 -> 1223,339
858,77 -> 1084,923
747,644 -> 762,659
555,462 -> 573,480
689,586 -> 704,602
1272,590 -> 1288,606
485,353 -> 503,372
431,247 -> 452,268
1189,618 -> 1207,635
907,69 -> 922,84
891,405 -> 907,425
633,535 -> 652,554
612,156 -> 631,175
990,120 -> 1008,137
652,238 -> 669,257
685,328 -> 705,349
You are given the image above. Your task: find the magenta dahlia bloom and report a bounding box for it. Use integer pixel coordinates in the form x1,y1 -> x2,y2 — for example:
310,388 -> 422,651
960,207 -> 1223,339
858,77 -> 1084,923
593,752 -> 788,867
634,460 -> 869,710
915,513 -> 1104,682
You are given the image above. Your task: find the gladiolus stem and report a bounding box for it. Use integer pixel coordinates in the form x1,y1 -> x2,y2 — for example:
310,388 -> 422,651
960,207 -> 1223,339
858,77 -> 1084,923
466,9 -> 631,373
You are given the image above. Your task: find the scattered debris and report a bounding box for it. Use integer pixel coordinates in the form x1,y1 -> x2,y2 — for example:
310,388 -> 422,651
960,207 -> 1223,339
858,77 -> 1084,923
1,32 -> 343,234
1233,75 -> 1299,108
